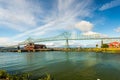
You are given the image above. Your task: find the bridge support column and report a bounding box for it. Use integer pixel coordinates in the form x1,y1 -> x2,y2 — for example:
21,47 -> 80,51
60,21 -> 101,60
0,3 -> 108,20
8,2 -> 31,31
33,49 -> 35,52
18,50 -> 21,53
17,45 -> 20,50
101,40 -> 103,48
65,39 -> 69,50
17,45 -> 21,52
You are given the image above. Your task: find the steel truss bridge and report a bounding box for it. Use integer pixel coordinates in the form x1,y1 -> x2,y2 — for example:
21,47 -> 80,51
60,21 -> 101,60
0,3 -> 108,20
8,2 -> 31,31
18,32 -> 120,48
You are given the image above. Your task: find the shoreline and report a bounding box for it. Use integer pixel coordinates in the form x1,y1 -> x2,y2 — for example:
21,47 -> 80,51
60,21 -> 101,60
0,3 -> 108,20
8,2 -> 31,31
0,48 -> 120,53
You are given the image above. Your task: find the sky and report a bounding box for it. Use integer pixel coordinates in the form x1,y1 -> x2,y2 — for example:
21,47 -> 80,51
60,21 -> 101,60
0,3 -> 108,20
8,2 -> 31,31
0,0 -> 120,47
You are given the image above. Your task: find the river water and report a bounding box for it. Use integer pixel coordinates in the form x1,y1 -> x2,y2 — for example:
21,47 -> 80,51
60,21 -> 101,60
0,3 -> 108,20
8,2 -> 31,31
0,51 -> 120,80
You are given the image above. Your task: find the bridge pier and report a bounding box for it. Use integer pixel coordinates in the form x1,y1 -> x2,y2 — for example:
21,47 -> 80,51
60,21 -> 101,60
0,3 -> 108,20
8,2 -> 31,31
33,49 -> 36,52
17,45 -> 20,50
65,39 -> 69,50
17,45 -> 21,52
18,50 -> 21,53
101,40 -> 103,48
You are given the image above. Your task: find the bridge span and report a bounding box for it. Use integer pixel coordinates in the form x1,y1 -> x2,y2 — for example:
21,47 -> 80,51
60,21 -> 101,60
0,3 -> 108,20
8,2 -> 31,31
18,32 -> 120,48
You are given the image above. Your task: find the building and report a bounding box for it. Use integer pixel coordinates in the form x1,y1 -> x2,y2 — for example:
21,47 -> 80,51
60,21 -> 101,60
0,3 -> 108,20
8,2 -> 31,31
24,43 -> 47,50
108,42 -> 120,48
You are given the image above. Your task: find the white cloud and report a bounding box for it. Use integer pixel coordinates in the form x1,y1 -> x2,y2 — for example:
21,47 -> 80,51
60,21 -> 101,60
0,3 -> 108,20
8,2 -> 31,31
11,0 -> 94,39
82,31 -> 97,35
0,0 -> 106,47
99,0 -> 120,11
0,0 -> 40,31
75,21 -> 108,37
114,27 -> 120,32
0,37 -> 22,47
0,37 -> 9,46
75,21 -> 93,32
82,31 -> 108,37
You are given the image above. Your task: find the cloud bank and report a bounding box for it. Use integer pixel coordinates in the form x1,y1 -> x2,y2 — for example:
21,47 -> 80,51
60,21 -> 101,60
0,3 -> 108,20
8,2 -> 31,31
11,0 -> 94,39
114,27 -> 120,32
75,21 -> 93,32
100,0 -> 120,11
0,0 -> 108,47
0,0 -> 38,32
75,21 -> 107,37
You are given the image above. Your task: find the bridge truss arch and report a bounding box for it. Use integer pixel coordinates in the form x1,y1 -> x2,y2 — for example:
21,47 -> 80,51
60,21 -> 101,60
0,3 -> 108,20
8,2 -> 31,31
18,32 -> 120,48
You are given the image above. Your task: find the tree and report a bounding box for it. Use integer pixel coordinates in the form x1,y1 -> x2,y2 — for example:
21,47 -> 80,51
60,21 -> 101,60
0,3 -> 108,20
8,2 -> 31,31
96,44 -> 98,48
101,44 -> 109,48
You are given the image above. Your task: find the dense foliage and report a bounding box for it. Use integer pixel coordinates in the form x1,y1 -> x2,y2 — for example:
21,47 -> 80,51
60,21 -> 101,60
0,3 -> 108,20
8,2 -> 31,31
101,44 -> 109,48
0,70 -> 52,80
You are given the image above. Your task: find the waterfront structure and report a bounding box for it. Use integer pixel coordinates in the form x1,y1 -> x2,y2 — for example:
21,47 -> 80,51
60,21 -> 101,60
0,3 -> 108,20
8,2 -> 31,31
24,43 -> 46,51
101,44 -> 109,48
108,42 -> 120,48
3,32 -> 120,50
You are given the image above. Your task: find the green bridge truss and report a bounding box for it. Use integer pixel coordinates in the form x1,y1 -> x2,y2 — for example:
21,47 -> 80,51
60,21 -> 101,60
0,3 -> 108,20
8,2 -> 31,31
18,32 -> 120,48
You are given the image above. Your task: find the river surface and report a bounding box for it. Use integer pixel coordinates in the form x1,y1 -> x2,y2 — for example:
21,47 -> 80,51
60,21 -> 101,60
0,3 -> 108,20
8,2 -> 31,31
0,51 -> 120,80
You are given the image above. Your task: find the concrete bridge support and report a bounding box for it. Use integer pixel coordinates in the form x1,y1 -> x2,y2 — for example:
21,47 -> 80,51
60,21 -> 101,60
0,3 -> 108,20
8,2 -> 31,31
65,39 -> 69,49
101,40 -> 103,47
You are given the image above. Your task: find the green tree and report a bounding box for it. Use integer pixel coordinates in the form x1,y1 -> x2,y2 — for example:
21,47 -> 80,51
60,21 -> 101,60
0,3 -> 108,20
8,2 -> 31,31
96,44 -> 98,48
101,44 -> 109,48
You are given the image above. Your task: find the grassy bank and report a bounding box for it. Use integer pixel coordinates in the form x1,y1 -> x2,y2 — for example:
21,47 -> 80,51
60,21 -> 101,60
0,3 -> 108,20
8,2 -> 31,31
0,70 -> 52,80
1,48 -> 120,53
62,48 -> 120,53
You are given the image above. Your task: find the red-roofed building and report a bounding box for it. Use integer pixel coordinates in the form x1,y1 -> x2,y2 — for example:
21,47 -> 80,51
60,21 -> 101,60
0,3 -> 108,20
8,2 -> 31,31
108,42 -> 120,48
24,43 -> 47,50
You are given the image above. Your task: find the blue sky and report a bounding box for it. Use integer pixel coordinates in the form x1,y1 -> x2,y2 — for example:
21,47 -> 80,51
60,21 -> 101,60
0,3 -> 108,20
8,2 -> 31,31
0,0 -> 120,46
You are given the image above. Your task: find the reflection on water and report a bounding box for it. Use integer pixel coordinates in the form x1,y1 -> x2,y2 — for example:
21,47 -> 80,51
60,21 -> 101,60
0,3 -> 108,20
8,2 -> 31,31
0,52 -> 120,80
